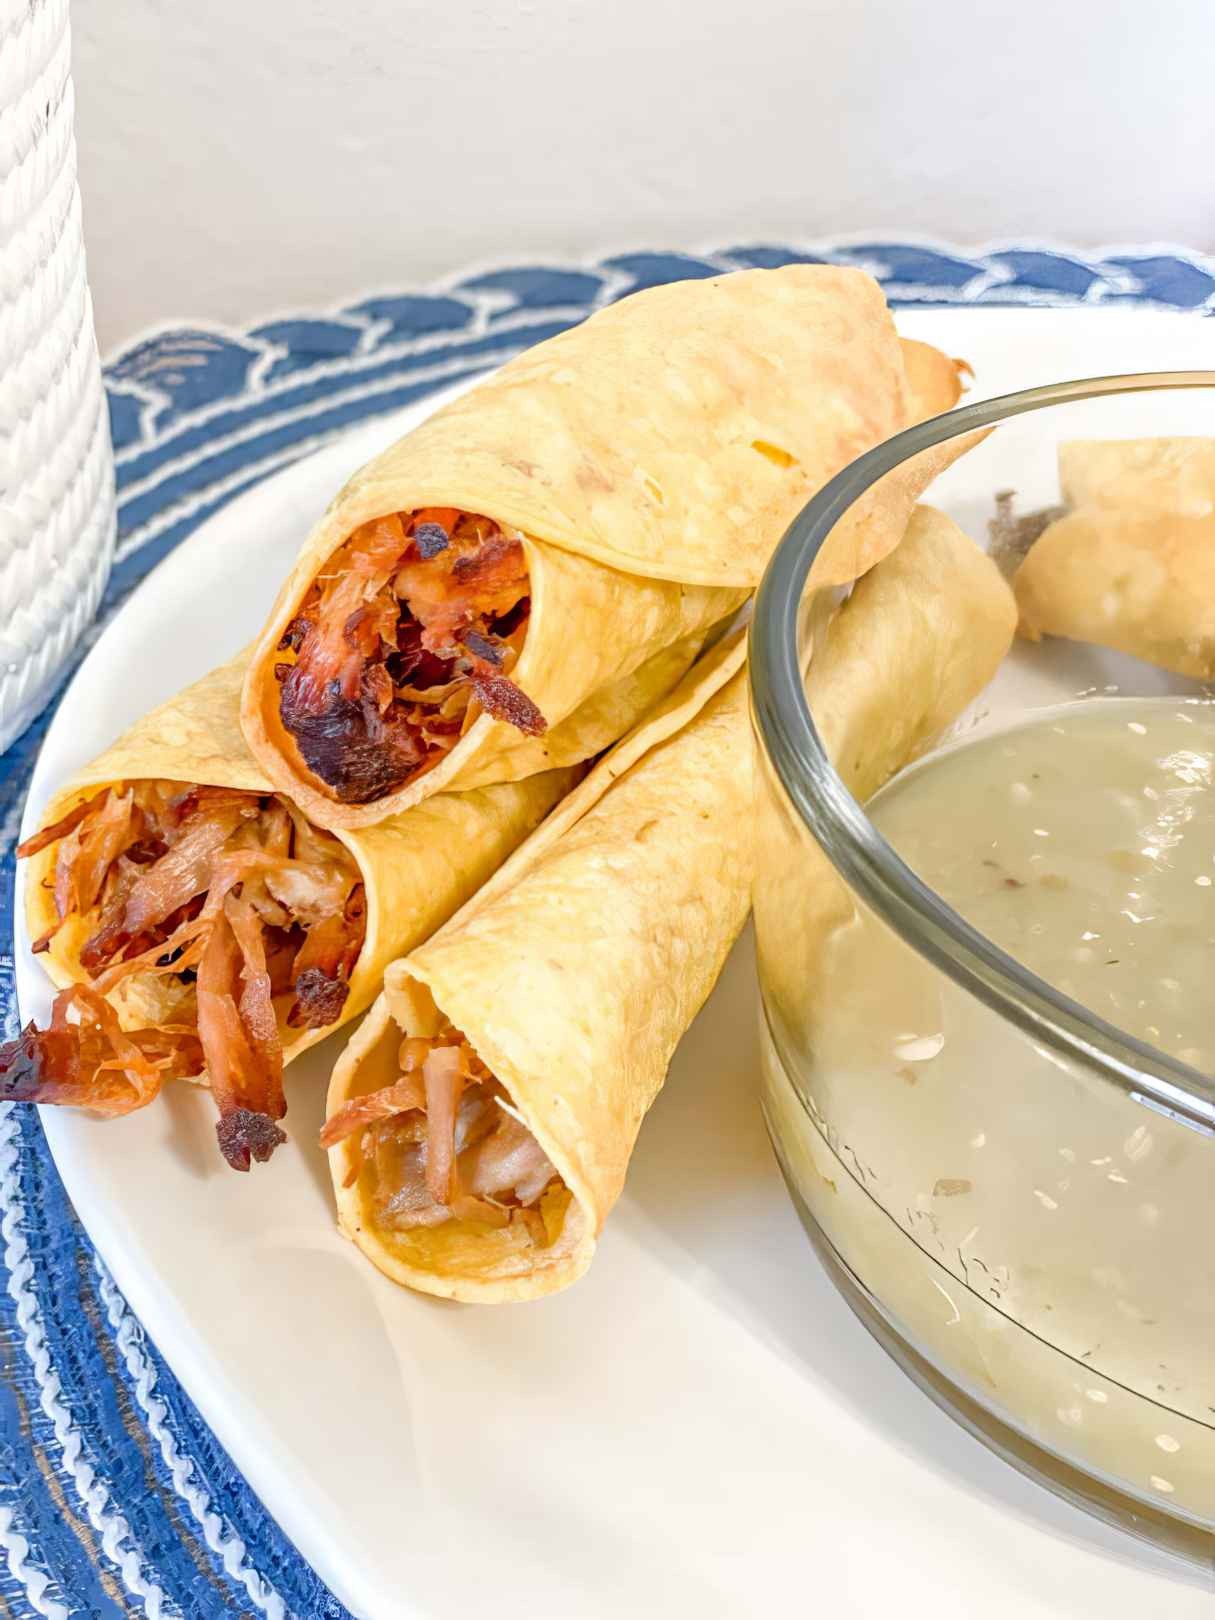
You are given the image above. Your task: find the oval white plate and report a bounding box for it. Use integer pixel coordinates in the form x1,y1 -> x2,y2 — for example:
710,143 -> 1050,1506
17,310 -> 1215,1619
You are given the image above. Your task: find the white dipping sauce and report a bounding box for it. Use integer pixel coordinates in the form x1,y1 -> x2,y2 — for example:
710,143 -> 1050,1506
764,696 -> 1215,1526
873,697 -> 1215,1073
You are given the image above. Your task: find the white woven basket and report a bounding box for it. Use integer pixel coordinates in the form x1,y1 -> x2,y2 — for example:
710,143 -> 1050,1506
0,0 -> 115,753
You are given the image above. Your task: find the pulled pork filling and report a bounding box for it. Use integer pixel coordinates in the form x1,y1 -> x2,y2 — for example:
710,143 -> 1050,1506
276,508 -> 544,804
0,783 -> 366,1170
321,1024 -> 559,1238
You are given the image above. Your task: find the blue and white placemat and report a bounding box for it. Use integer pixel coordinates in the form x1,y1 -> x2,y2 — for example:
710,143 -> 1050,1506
0,241 -> 1212,1619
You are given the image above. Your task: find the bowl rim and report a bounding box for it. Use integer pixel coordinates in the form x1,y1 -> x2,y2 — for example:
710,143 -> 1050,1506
750,371 -> 1215,1137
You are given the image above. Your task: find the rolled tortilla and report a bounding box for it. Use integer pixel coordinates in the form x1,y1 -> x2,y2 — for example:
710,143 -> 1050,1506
809,504 -> 1018,798
323,505 -> 1015,1302
12,656 -> 575,1167
756,506 -> 1017,1054
242,266 -> 970,828
1015,438 -> 1215,678
323,632 -> 748,1298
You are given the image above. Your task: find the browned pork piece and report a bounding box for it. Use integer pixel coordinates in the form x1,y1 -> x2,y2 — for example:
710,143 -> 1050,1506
276,508 -> 541,805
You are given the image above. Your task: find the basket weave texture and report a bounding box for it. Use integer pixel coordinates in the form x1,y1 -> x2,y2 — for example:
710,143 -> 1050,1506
0,0 -> 115,753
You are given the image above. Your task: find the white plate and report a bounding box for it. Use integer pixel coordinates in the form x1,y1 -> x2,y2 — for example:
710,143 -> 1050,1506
17,309 -> 1215,1620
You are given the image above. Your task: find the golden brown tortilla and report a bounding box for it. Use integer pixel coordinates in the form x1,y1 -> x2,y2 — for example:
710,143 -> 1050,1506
325,631 -> 748,1300
1058,437 -> 1215,516
24,656 -> 576,1071
242,267 -> 972,828
1016,439 -> 1215,678
810,504 -> 1018,798
900,338 -> 969,424
756,503 -> 1017,1097
324,504 -> 1015,1302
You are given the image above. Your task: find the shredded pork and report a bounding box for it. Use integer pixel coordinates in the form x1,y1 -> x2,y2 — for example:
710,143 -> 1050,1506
0,985 -> 200,1115
276,508 -> 543,804
321,1024 -> 558,1237
1,782 -> 366,1169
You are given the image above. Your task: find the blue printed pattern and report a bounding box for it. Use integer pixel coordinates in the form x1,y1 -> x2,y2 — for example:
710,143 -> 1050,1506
0,241 -> 1211,1618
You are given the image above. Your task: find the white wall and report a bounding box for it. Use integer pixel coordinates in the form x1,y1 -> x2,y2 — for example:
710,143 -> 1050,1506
72,0 -> 1215,352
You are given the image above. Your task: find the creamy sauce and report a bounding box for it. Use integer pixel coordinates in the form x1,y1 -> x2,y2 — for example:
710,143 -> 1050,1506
872,697 -> 1215,1071
763,696 -> 1215,1525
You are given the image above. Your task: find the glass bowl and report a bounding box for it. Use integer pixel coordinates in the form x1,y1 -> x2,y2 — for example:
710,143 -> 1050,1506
750,373 -> 1215,1565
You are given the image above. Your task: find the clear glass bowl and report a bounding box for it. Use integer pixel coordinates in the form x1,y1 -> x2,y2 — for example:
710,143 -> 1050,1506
750,373 -> 1215,1564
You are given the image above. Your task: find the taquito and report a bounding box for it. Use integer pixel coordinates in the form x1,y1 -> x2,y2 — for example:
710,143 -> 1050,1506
322,504 -> 1014,1302
1015,438 -> 1215,678
243,266 -> 968,828
3,658 -> 574,1169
